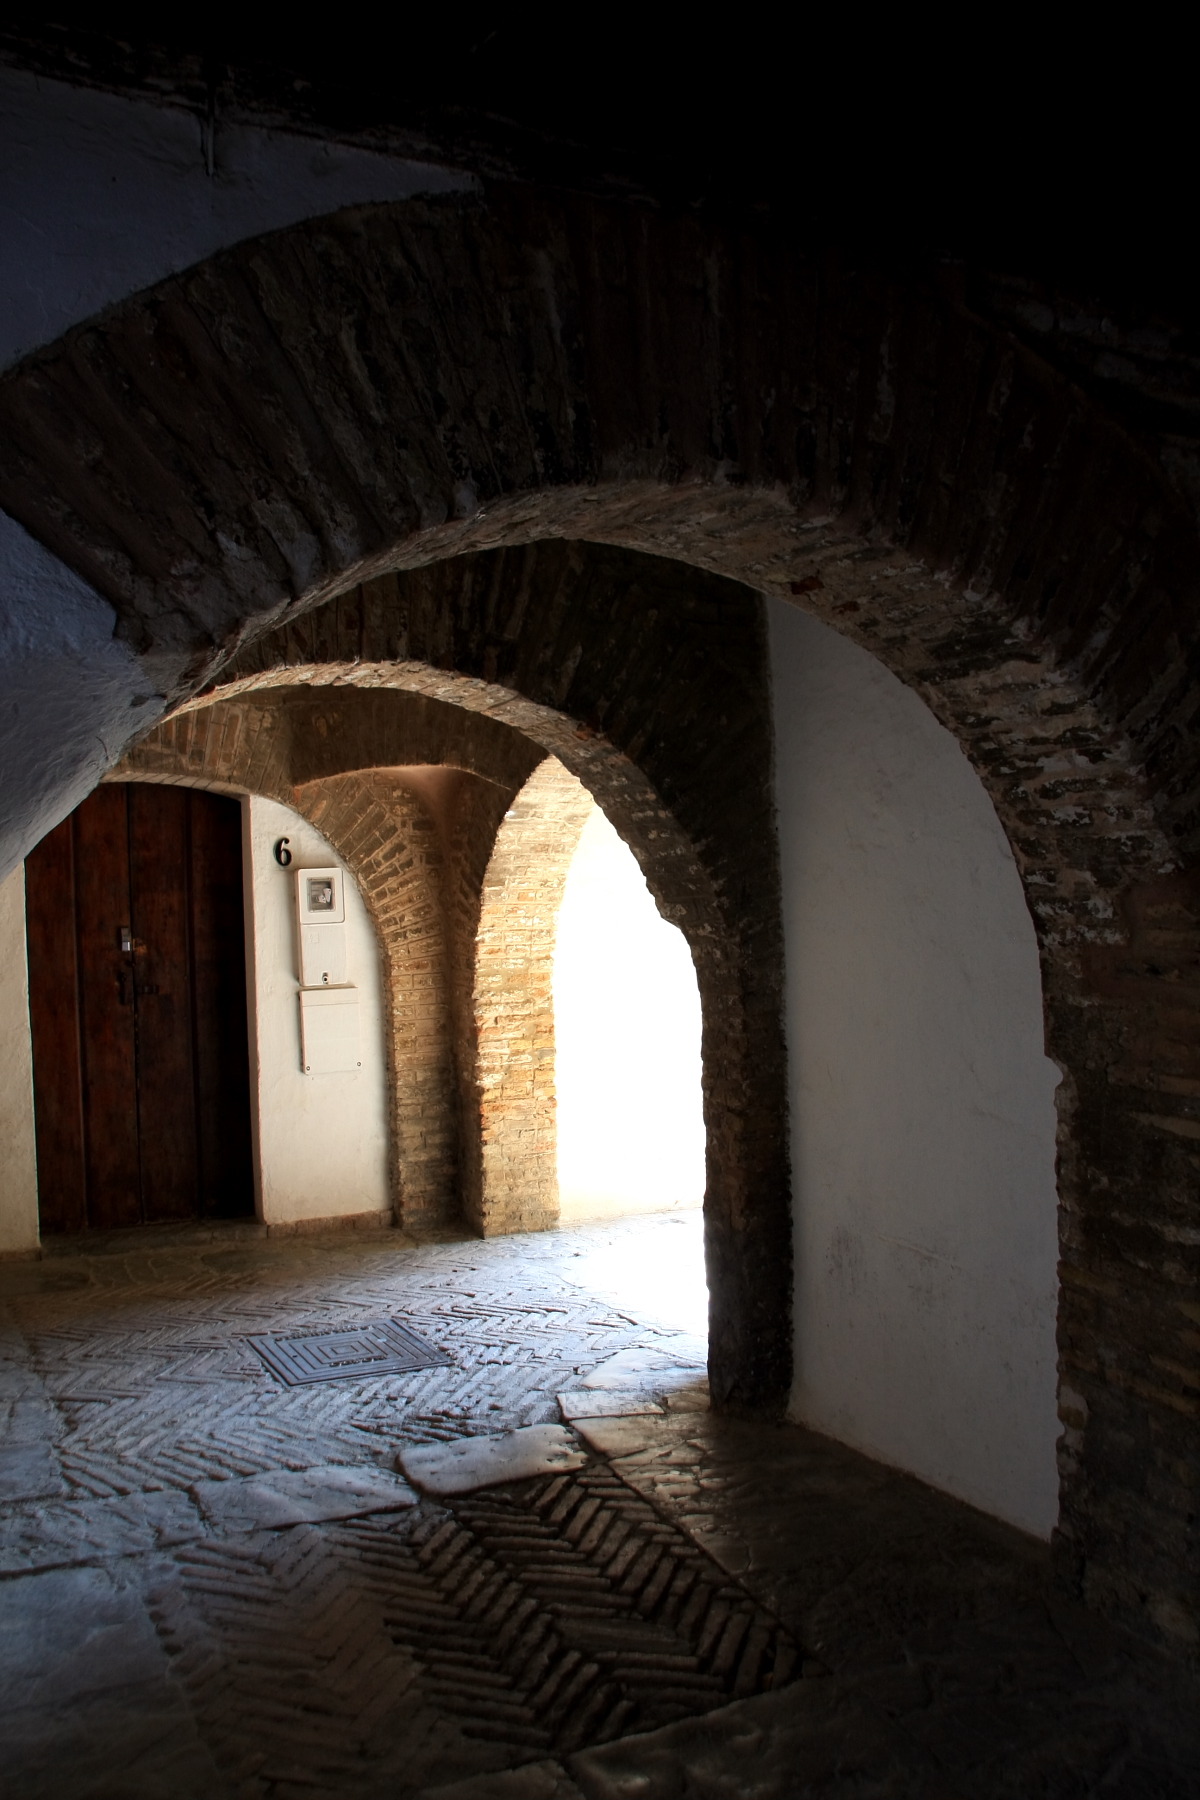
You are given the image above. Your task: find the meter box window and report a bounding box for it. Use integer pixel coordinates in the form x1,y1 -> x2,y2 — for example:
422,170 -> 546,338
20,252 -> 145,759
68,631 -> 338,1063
297,866 -> 345,925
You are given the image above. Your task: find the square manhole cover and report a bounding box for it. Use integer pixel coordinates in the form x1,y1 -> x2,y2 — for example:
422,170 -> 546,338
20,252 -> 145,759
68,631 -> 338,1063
248,1318 -> 451,1386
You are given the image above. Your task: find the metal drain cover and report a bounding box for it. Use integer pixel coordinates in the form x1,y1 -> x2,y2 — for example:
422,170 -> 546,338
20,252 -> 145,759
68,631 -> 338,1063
248,1318 -> 451,1386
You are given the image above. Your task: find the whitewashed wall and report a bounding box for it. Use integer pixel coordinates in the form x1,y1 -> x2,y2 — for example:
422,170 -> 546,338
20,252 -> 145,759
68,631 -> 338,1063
244,797 -> 390,1228
0,66 -> 473,884
0,66 -> 472,374
0,869 -> 38,1255
769,601 -> 1062,1538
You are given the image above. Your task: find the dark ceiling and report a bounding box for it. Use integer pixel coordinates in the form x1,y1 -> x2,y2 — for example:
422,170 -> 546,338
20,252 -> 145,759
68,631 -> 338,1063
0,17 -> 1190,308
4,14 -> 1198,490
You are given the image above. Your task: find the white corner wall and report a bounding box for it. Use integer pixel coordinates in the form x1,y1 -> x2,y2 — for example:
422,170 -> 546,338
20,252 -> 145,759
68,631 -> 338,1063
0,65 -> 474,886
0,867 -> 39,1255
769,601 -> 1061,1538
0,64 -> 473,373
244,798 -> 390,1227
555,807 -> 705,1222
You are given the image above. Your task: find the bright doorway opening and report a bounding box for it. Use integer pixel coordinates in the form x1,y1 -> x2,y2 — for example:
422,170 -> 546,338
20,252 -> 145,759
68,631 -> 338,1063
553,805 -> 706,1231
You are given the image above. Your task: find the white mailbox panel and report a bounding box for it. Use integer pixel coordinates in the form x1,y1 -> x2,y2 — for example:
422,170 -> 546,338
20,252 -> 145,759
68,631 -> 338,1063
299,986 -> 361,1074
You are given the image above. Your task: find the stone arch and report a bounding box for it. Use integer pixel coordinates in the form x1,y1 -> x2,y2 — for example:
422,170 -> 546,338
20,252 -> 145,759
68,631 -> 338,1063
182,539 -> 1197,1648
0,192 -> 1194,858
2,193 -> 1194,837
471,758 -> 595,1237
4,191 -> 1198,1647
124,638 -> 764,1408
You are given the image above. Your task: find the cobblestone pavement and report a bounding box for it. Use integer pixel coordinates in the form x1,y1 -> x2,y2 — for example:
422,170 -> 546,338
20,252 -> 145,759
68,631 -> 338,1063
1,1213 -> 1196,1799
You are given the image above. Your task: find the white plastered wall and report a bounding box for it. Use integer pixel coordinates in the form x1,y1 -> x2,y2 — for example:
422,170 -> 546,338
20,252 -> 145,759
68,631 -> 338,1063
0,65 -> 473,374
0,868 -> 38,1255
0,66 -> 474,886
244,798 -> 390,1228
554,806 -> 705,1222
769,601 -> 1061,1539
0,69 -> 468,1237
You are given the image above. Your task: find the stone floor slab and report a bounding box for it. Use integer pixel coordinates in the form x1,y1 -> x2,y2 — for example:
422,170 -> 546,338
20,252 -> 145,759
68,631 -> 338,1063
398,1423 -> 587,1494
0,1486 -> 204,1573
578,1347 -> 706,1392
0,1441 -> 66,1501
568,1682 -> 944,1800
0,1394 -> 62,1443
192,1462 -> 418,1530
1,1685 -> 228,1800
0,1564 -> 167,1709
557,1390 -> 663,1420
570,1414 -> 668,1458
417,1761 -> 585,1800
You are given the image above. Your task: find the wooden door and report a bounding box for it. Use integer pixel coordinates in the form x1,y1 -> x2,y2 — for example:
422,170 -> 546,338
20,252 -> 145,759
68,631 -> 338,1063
25,783 -> 254,1233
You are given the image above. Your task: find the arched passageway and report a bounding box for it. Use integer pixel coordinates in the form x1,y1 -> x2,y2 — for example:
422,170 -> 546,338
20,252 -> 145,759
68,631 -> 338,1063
115,545 -> 787,1423
0,182 -> 1195,1649
89,537 -> 1061,1544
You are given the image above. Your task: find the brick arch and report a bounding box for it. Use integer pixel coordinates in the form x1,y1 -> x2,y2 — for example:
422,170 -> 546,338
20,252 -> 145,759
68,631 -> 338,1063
4,190 -> 1198,1648
115,655 -> 750,1270
125,638 -> 764,1412
471,759 -> 595,1237
4,189 -> 1197,849
189,540 -> 1198,1652
184,554 -> 784,1423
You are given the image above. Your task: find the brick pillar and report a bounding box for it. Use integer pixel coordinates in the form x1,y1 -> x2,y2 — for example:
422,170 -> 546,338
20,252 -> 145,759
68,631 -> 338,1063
471,759 -> 594,1235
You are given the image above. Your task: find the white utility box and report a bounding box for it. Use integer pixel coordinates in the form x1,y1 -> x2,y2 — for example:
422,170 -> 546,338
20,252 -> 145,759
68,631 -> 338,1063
296,865 -> 348,987
299,985 -> 361,1074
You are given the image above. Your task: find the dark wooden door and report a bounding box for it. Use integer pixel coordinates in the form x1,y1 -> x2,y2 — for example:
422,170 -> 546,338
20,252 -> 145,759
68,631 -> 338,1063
25,783 -> 254,1233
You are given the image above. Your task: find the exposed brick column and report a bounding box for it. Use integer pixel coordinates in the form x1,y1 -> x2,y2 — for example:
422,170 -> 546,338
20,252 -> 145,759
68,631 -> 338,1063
435,770 -> 538,1238
471,759 -> 594,1236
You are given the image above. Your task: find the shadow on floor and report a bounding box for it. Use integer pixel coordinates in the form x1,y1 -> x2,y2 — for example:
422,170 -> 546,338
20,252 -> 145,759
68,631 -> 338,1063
0,1213 -> 1195,1798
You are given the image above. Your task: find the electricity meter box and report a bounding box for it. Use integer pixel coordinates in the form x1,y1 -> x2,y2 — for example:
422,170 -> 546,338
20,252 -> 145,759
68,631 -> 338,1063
294,864 -> 358,1071
295,865 -> 348,987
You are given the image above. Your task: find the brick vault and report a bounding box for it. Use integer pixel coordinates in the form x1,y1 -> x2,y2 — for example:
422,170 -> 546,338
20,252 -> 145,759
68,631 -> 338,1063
0,178 -> 1196,1662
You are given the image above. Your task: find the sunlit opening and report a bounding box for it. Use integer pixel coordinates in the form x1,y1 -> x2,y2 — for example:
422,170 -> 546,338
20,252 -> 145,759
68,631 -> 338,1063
561,1213 -> 710,1342
554,806 -> 706,1226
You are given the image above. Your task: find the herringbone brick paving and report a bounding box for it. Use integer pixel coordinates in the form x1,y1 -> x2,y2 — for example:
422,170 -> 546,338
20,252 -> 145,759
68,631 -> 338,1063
0,1213 -> 757,1797
3,1213 -> 1197,1799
